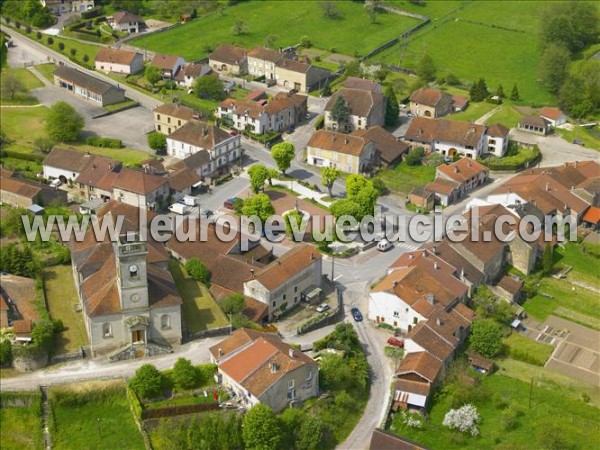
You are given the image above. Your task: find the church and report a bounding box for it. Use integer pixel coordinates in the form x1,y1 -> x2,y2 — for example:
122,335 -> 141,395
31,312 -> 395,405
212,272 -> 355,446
71,202 -> 183,359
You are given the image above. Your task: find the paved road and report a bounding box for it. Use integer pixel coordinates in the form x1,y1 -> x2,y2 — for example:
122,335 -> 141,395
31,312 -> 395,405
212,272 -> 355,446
510,129 -> 599,166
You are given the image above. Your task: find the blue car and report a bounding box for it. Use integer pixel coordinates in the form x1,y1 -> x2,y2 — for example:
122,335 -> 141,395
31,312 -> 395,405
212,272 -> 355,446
351,307 -> 363,322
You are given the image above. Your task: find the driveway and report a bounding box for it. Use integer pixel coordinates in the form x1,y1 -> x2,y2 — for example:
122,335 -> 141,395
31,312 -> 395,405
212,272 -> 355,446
5,36 -> 52,67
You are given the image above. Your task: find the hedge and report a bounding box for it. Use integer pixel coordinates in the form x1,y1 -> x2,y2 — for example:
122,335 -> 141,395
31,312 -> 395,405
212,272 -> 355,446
85,136 -> 123,148
0,150 -> 45,162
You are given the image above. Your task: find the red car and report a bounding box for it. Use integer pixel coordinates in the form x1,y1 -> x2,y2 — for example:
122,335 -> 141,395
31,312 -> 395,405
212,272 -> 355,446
387,337 -> 404,348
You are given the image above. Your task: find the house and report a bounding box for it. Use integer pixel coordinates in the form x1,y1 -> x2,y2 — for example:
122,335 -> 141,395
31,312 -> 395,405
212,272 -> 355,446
209,328 -> 319,412
71,203 -> 182,358
153,103 -> 200,135
409,187 -> 434,211
167,166 -> 202,201
403,117 -> 487,159
306,129 -> 377,174
74,154 -> 121,202
243,244 -> 323,321
423,179 -> 461,207
344,77 -> 383,93
54,66 -> 125,106
539,107 -> 567,127
107,11 -> 145,33
165,120 -> 241,178
94,47 -> 144,74
247,46 -> 283,81
369,429 -> 429,450
167,220 -> 273,322
208,44 -> 248,74
392,351 -> 443,413
352,126 -> 409,167
517,115 -> 549,136
582,206 -> 600,230
151,54 -> 185,80
324,87 -> 386,133
0,171 -> 67,208
43,147 -> 100,183
42,0 -> 95,14
409,88 -> 454,118
173,62 -> 212,88
274,58 -> 330,93
111,167 -> 169,210
451,95 -> 469,112
486,123 -> 510,156
0,274 -> 40,341
217,92 -> 308,134
436,157 -> 489,197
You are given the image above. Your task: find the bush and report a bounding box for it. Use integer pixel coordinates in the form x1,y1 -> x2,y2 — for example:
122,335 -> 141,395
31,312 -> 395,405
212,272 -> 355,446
171,358 -> 201,391
0,340 -> 12,366
47,37 -> 54,45
147,131 -> 166,153
130,364 -> 168,399
36,31 -> 42,39
85,136 -> 123,148
314,115 -> 325,130
185,259 -> 211,284
404,147 -> 425,166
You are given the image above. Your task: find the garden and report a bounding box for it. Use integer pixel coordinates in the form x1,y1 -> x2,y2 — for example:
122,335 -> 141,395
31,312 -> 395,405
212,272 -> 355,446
0,391 -> 44,449
478,144 -> 541,171
375,153 -> 437,195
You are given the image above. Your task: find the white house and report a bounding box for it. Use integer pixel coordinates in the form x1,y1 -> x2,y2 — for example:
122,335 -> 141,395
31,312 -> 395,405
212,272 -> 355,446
107,11 -> 145,33
42,147 -> 97,183
94,47 -> 144,75
539,107 -> 567,127
485,123 -> 510,156
368,288 -> 427,333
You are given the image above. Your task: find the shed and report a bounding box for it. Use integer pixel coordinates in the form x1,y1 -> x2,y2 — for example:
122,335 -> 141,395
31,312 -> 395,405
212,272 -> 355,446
468,353 -> 494,374
28,204 -> 44,215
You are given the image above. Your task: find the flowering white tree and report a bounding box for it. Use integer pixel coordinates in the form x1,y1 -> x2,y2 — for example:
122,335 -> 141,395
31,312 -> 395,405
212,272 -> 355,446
443,404 -> 480,436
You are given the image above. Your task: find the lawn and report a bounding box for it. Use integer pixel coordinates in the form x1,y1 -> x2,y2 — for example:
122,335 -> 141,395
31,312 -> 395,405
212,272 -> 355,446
35,63 -> 57,82
43,264 -> 88,354
483,104 -> 524,128
130,0 -> 421,60
18,28 -> 100,66
50,381 -> 144,450
103,97 -> 138,112
0,67 -> 43,105
0,105 -> 49,147
388,373 -> 600,449
168,258 -> 229,333
557,126 -> 600,151
375,1 -> 556,105
376,162 -> 436,195
450,101 -> 497,123
385,0 -> 466,20
0,393 -> 43,450
503,333 -> 553,367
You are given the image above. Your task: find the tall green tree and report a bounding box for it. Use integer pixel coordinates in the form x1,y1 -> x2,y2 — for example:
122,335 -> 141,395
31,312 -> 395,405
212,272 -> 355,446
384,85 -> 400,126
321,166 -> 340,196
129,364 -> 167,399
560,59 -> 600,119
145,65 -> 162,87
241,193 -> 275,223
469,78 -> 489,102
185,259 -> 211,283
330,95 -> 351,126
270,142 -> 295,175
248,164 -> 269,194
416,53 -> 436,83
495,84 -> 505,98
220,293 -> 246,315
540,1 -> 599,53
242,404 -> 282,450
45,102 -> 84,142
296,415 -> 325,450
194,74 -> 225,100
147,131 -> 167,153
510,83 -> 520,101
171,358 -> 199,391
540,43 -> 571,94
470,319 -> 503,358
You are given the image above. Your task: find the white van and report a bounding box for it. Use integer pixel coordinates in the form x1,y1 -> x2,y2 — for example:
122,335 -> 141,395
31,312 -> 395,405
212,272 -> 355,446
183,195 -> 197,206
377,239 -> 393,252
169,203 -> 188,215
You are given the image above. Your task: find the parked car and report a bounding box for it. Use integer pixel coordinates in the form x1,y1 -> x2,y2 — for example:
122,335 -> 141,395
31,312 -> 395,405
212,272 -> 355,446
229,130 -> 239,136
316,303 -> 330,313
387,337 -> 404,348
377,239 -> 393,252
223,197 -> 241,210
351,307 -> 363,322
50,179 -> 62,188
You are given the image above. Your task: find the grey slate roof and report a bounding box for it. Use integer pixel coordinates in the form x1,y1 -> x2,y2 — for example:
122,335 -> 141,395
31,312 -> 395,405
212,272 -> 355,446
54,66 -> 124,96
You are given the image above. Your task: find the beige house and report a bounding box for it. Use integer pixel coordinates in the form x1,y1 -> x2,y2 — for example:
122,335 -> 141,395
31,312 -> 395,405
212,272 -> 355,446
409,88 -> 454,118
151,54 -> 185,80
153,103 -> 200,135
324,88 -> 386,133
95,47 -> 144,75
247,46 -> 282,81
0,169 -> 67,208
274,58 -> 330,93
209,44 -> 248,74
210,328 -> 319,412
244,244 -> 322,321
111,168 -> 169,210
307,129 -> 377,174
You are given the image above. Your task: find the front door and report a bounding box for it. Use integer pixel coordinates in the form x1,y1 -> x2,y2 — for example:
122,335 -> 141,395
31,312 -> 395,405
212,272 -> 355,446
132,330 -> 144,343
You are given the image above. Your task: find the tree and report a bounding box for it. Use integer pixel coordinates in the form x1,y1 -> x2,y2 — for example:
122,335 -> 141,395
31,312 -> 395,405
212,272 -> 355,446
471,285 -> 513,325
45,101 -> 84,142
83,54 -> 89,63
495,84 -> 505,98
145,65 -> 162,88
193,74 -> 225,101
221,293 -> 246,315
36,31 -> 42,39
319,1 -> 341,19
542,243 -> 554,274
171,358 -> 199,390
330,198 -> 362,220
469,78 -> 489,102
301,36 -> 312,48
129,364 -> 166,399
346,174 -> 369,199
385,85 -> 399,126
560,59 -> 600,119
0,73 -> 25,100
470,318 -> 503,358
540,2 -> 599,53
46,36 -> 53,46
296,415 -> 324,450
443,404 -> 480,436
365,0 -> 383,23
58,42 -> 65,51
185,258 -> 211,284
321,166 -> 340,196
248,164 -> 269,194
329,95 -> 351,125
231,19 -> 248,36
0,340 -> 11,366
266,168 -> 278,186
33,137 -> 55,154
70,48 -> 77,57
241,193 -> 275,223
265,34 -> 277,48
510,83 -> 520,101
270,142 -> 295,175
191,8 -> 198,19
540,43 -> 571,94
321,78 -> 331,96
147,131 -> 167,153
243,404 -> 281,450
404,147 -> 425,166
416,53 -> 436,83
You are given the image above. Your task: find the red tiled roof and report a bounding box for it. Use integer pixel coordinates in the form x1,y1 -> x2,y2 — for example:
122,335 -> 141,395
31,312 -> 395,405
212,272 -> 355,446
538,107 -> 564,121
582,207 -> 600,225
404,117 -> 486,147
437,158 -> 488,184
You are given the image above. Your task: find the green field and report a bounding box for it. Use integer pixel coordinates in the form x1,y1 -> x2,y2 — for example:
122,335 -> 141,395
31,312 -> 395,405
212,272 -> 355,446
484,104 -> 525,128
375,162 -> 436,195
16,27 -> 100,66
0,67 -> 44,105
34,63 -> 57,82
557,126 -> 600,151
389,373 -> 600,449
50,382 -> 144,450
451,102 -> 497,123
375,1 -> 556,105
43,265 -> 89,354
0,394 -> 43,449
503,333 -> 553,366
131,0 -> 420,60
168,258 -> 229,332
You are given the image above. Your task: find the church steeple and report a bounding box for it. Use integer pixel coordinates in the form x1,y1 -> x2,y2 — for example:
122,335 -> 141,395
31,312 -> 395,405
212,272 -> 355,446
115,232 -> 149,311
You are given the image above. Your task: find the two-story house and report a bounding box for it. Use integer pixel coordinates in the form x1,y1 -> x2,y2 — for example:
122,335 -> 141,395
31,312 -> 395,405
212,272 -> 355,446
424,157 -> 489,205
274,58 -> 330,93
306,129 -> 377,174
247,46 -> 282,81
209,328 -> 319,412
107,11 -> 146,33
151,54 -> 185,80
94,47 -> 144,75
486,124 -> 510,156
208,44 -> 248,74
111,168 -> 169,210
173,62 -> 212,88
153,103 -> 200,135
324,88 -> 386,133
409,88 -> 454,118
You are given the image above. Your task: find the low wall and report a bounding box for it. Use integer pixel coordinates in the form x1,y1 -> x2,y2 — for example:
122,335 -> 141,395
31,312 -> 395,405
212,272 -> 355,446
186,326 -> 231,342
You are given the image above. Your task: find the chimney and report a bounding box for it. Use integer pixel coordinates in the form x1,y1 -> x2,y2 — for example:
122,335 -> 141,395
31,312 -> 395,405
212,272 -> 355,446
250,268 -> 255,278
288,348 -> 294,358
426,293 -> 435,305
431,246 -> 437,255
310,253 -> 315,260
423,251 -> 428,258
436,317 -> 443,326
344,138 -> 349,145
218,348 -> 223,357
460,267 -> 465,281
454,166 -> 459,173
392,280 -> 399,287
434,262 -> 439,270
545,182 -> 550,191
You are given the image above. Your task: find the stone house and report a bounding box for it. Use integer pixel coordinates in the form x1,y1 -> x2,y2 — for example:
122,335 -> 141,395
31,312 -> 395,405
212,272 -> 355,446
153,103 -> 200,135
306,129 -> 377,174
247,47 -> 282,81
324,88 -> 386,133
111,168 -> 169,210
274,58 -> 330,93
243,244 -> 322,321
436,158 -> 489,196
54,66 -> 125,106
74,155 -> 122,202
208,44 -> 248,74
107,11 -> 146,33
173,63 -> 212,88
409,186 -> 434,211
352,126 -> 409,167
94,47 -> 144,75
409,88 -> 454,118
209,328 -> 319,412
0,171 -> 67,208
423,178 -> 461,207
0,274 -> 41,340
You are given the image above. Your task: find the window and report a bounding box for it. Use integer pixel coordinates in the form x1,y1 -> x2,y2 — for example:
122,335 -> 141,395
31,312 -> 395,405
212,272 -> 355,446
103,323 -> 112,338
393,311 -> 399,318
167,117 -> 171,123
157,114 -> 161,121
283,294 -> 287,301
157,125 -> 161,131
306,371 -> 312,381
405,308 -> 409,312
287,389 -> 296,400
294,286 -> 298,293
272,301 -> 276,307
288,379 -> 295,389
129,265 -> 138,278
178,120 -> 181,126
413,317 -> 418,324
161,314 -> 171,330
